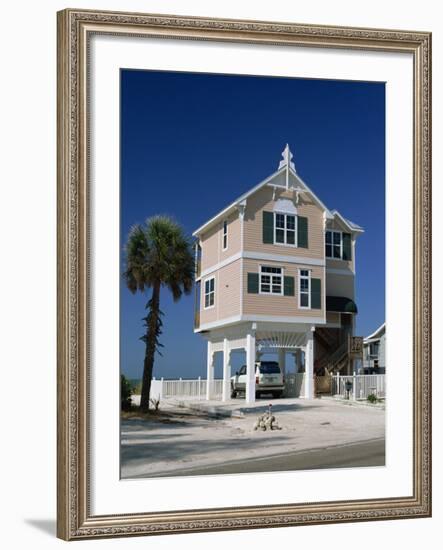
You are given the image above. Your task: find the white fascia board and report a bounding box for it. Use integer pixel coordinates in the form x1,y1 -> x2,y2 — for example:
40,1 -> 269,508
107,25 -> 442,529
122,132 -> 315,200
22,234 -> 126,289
194,315 -> 243,333
243,250 -> 325,267
331,209 -> 365,234
364,322 -> 386,341
290,168 -> 334,219
196,314 -> 327,333
192,167 -> 285,237
198,250 -> 323,281
242,314 -> 326,325
199,252 -> 242,279
193,165 -> 334,237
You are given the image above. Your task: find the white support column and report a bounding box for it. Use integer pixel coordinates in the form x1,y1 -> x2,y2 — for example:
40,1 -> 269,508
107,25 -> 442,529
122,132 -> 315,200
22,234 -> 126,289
206,341 -> 214,400
222,338 -> 231,402
245,330 -> 256,404
278,348 -> 286,378
304,329 -> 315,399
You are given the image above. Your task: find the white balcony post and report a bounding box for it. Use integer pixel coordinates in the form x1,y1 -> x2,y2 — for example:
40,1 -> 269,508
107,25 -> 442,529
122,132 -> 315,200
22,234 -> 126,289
304,328 -> 315,399
222,338 -> 231,402
352,373 -> 357,401
206,342 -> 214,400
245,330 -> 256,404
198,376 -> 201,400
160,377 -> 164,399
335,372 -> 339,396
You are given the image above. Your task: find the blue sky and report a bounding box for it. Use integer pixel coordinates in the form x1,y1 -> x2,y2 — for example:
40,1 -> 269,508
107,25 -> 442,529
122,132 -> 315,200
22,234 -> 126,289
120,69 -> 385,380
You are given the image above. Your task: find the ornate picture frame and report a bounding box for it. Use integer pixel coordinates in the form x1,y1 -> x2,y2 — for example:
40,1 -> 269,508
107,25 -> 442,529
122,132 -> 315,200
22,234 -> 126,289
57,8 -> 431,540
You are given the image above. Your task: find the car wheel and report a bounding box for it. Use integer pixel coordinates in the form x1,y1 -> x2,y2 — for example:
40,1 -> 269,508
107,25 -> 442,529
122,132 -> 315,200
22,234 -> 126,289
273,391 -> 282,398
255,391 -> 261,399
230,388 -> 237,398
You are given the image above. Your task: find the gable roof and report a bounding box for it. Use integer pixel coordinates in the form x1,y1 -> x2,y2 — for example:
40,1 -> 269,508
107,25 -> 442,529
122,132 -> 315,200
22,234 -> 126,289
331,209 -> 364,234
193,145 -> 363,237
364,322 -> 386,343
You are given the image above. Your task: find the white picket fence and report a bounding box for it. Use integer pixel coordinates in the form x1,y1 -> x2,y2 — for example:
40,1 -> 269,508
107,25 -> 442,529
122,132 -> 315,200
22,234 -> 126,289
332,374 -> 386,400
146,374 -> 385,401
154,377 -> 223,400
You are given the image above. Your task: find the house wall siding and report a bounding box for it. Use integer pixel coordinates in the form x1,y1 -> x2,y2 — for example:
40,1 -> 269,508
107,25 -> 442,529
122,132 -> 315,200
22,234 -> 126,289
199,211 -> 241,271
200,259 -> 241,326
243,186 -> 325,259
326,272 -> 355,299
242,258 -> 324,318
325,219 -> 355,271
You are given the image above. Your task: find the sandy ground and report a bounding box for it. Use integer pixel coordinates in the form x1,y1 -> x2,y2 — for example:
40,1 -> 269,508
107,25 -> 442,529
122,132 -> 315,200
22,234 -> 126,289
121,397 -> 385,478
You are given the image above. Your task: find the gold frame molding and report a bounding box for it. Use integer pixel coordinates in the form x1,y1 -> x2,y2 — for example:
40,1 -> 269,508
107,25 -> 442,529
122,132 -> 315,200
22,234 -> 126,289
57,8 -> 432,541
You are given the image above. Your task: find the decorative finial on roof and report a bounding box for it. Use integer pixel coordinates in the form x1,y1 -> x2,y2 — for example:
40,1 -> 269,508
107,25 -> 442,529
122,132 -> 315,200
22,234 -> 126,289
278,143 -> 296,172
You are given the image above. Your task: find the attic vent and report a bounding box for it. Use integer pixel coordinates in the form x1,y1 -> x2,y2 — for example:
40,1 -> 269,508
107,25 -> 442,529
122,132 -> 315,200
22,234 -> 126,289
273,198 -> 297,215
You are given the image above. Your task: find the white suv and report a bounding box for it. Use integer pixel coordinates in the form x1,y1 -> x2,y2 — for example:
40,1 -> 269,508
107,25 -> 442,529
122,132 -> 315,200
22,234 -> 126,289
230,361 -> 285,398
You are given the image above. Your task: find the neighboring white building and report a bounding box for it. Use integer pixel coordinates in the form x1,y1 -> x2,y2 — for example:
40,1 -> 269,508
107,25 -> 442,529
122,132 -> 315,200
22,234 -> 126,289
193,145 -> 365,403
363,323 -> 385,373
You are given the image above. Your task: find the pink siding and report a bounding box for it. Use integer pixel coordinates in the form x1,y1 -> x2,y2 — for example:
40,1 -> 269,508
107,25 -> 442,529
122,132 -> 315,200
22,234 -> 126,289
199,224 -> 219,272
242,258 -> 324,318
199,259 -> 241,326
243,186 -> 324,259
199,211 -> 240,272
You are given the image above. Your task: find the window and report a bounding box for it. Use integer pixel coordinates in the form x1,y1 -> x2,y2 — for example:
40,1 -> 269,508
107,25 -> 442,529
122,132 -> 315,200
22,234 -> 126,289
260,266 -> 283,295
259,362 -> 281,374
325,230 -> 342,259
222,220 -> 228,250
369,342 -> 379,356
204,277 -> 215,308
299,269 -> 311,308
275,212 -> 296,246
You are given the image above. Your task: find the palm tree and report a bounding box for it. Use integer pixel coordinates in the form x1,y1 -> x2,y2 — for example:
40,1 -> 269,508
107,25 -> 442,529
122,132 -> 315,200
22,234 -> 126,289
123,216 -> 194,412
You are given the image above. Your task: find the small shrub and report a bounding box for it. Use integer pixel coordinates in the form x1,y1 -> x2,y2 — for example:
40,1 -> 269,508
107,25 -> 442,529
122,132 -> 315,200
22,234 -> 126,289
121,374 -> 133,411
150,397 -> 161,411
367,393 -> 378,404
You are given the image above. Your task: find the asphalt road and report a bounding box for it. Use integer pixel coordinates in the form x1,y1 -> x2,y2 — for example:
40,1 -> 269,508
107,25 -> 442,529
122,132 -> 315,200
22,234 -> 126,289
148,438 -> 385,478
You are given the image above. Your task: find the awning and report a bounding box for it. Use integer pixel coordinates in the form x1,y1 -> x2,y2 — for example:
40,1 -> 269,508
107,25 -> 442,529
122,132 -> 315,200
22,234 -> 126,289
326,296 -> 358,314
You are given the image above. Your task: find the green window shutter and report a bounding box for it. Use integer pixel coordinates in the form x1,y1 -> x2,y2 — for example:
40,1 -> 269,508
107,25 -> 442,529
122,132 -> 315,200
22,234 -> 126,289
311,278 -> 321,309
262,211 -> 274,244
284,276 -> 295,296
297,216 -> 308,248
247,273 -> 259,294
342,232 -> 352,261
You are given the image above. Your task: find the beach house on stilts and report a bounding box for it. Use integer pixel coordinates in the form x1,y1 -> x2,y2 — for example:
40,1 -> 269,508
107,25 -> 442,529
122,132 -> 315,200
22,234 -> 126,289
193,145 -> 364,403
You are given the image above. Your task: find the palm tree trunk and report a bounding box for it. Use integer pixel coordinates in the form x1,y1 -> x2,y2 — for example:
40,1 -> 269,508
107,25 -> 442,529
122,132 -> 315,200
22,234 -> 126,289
139,281 -> 161,412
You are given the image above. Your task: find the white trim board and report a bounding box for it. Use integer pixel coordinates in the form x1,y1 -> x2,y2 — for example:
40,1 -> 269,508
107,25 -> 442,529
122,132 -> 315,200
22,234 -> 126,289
196,313 -> 326,332
198,250 -> 325,280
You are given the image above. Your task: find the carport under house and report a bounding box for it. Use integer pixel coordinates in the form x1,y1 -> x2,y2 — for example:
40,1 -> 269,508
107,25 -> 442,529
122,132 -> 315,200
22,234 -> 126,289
193,145 -> 363,404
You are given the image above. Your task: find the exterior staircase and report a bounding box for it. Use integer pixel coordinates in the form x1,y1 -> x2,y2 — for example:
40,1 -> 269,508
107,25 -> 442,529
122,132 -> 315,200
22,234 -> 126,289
316,340 -> 349,374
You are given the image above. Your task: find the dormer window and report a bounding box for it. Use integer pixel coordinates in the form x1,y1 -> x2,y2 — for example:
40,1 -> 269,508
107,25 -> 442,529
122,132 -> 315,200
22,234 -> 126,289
263,210 -> 308,248
275,213 -> 296,245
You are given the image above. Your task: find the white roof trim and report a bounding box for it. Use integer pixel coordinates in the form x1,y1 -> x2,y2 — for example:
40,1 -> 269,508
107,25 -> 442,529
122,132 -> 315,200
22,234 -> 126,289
331,209 -> 365,234
193,165 -> 334,237
192,167 -> 284,237
364,322 -> 386,342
